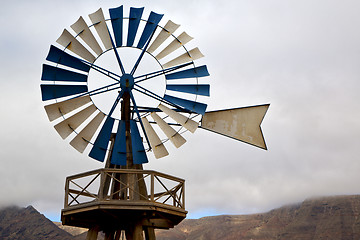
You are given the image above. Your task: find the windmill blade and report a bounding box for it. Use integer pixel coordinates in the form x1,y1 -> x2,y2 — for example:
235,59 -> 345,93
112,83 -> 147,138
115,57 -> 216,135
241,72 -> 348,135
71,16 -> 103,56
109,5 -> 124,47
46,45 -> 90,73
130,120 -> 148,164
111,120 -> 127,166
158,104 -> 198,133
54,104 -> 97,139
201,104 -> 270,150
137,11 -> 163,49
155,32 -> 193,60
88,8 -> 113,50
147,20 -> 180,54
127,7 -> 144,47
142,117 -> 169,159
163,94 -> 207,115
56,29 -> 96,62
70,112 -> 106,153
162,47 -> 204,69
166,84 -> 210,96
89,117 -> 116,162
165,65 -> 209,80
44,95 -> 91,122
41,64 -> 87,82
151,112 -> 186,148
41,84 -> 88,101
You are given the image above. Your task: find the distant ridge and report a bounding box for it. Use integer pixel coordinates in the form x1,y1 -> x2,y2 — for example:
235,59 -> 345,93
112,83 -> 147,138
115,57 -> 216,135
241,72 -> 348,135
0,195 -> 359,239
156,195 -> 360,240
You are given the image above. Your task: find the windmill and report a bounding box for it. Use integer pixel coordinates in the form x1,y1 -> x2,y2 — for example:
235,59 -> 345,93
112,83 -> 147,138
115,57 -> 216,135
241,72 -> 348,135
40,5 -> 269,240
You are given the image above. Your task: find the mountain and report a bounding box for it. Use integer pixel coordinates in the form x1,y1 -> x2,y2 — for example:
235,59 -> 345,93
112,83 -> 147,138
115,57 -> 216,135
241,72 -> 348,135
0,205 -> 74,240
156,195 -> 360,240
0,195 -> 359,239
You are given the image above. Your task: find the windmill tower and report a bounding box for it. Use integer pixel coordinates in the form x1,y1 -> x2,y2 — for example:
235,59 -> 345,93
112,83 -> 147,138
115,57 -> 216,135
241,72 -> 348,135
40,5 -> 269,240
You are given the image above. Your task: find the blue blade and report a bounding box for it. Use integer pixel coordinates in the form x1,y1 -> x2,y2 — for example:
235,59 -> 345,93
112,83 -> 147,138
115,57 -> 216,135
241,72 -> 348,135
165,65 -> 209,80
127,7 -> 144,47
41,64 -> 88,82
46,45 -> 90,72
111,120 -> 127,166
109,6 -> 123,47
166,84 -> 210,96
89,117 -> 115,162
130,120 -> 148,164
163,94 -> 207,115
137,11 -> 163,49
41,84 -> 88,101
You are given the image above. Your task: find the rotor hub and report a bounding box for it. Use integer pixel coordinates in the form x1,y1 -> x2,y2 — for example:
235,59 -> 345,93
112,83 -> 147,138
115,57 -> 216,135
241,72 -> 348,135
120,74 -> 134,91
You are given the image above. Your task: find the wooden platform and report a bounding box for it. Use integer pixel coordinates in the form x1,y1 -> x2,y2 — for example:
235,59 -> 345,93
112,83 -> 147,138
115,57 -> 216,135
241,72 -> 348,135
61,168 -> 187,231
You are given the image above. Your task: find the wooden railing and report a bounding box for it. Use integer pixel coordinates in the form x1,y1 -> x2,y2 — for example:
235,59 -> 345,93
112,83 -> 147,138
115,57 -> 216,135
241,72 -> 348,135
64,169 -> 185,210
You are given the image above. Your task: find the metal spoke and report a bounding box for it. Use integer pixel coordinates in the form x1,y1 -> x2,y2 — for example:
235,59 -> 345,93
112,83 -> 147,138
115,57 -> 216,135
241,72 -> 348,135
133,106 -> 190,114
130,29 -> 156,76
134,62 -> 193,84
129,92 -> 151,150
68,82 -> 121,100
108,89 -> 125,117
133,84 -> 188,112
80,59 -> 121,82
107,27 -> 126,75
89,86 -> 121,97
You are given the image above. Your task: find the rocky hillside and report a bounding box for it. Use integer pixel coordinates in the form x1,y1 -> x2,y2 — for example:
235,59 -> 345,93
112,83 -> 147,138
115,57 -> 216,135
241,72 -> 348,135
156,195 -> 360,240
0,205 -> 74,240
0,195 -> 360,239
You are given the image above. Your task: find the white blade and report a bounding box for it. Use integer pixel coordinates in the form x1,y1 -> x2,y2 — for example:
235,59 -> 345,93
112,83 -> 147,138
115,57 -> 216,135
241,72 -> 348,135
56,29 -> 96,62
89,8 -> 112,50
162,47 -> 204,69
70,112 -> 105,153
147,20 -> 180,54
155,32 -> 193,60
151,112 -> 186,148
201,105 -> 269,150
71,16 -> 103,56
54,104 -> 97,139
158,104 -> 198,133
142,117 -> 169,159
44,96 -> 91,122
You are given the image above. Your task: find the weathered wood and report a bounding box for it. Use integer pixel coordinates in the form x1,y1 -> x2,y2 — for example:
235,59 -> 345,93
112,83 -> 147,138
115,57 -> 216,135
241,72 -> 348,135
86,226 -> 99,240
66,169 -> 184,183
104,231 -> 115,240
144,227 -> 156,240
68,189 -> 98,199
114,230 -> 123,240
101,133 -> 117,199
142,219 -> 174,229
125,222 -> 143,240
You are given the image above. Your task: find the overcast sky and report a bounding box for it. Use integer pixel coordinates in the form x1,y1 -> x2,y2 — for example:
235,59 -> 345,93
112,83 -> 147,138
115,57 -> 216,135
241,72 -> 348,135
1,0 -> 360,222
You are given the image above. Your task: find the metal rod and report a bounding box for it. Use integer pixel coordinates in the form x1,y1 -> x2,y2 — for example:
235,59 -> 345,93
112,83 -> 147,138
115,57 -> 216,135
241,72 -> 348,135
129,91 -> 151,150
107,26 -> 126,75
134,62 -> 192,84
130,29 -> 156,75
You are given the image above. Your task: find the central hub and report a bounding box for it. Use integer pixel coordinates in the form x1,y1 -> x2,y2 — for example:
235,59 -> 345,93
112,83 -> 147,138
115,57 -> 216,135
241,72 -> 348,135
120,73 -> 135,91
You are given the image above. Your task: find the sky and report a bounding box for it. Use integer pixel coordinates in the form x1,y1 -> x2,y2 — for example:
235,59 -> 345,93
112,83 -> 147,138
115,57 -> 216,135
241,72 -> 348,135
1,0 -> 360,222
